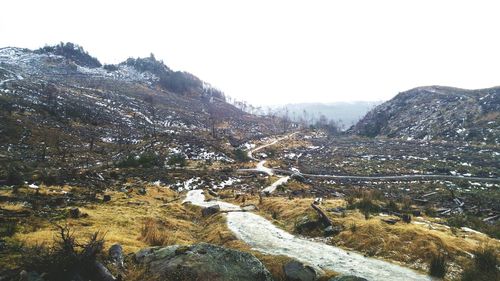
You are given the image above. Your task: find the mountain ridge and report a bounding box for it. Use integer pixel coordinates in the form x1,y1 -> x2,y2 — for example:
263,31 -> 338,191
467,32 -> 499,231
350,85 -> 500,143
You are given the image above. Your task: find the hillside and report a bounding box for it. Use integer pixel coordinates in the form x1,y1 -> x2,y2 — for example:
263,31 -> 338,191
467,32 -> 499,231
350,86 -> 500,143
0,43 -> 283,186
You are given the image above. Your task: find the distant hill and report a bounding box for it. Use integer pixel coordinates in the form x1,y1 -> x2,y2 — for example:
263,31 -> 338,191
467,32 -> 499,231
350,86 -> 500,143
0,43 -> 283,184
266,101 -> 381,129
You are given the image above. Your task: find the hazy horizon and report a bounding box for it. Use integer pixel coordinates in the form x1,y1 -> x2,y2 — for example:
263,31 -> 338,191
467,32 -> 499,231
2,0 -> 500,105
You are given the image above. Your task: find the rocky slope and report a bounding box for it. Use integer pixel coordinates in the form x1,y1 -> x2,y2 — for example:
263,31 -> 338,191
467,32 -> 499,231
350,86 -> 499,143
0,43 -> 282,185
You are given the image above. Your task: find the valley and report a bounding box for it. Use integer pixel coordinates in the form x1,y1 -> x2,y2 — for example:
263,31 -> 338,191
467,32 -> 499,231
0,44 -> 498,281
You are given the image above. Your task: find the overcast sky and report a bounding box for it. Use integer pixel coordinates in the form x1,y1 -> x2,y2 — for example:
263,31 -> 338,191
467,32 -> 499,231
1,0 -> 499,105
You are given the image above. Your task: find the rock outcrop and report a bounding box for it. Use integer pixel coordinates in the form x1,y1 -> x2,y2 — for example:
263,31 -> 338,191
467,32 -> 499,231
135,243 -> 273,281
283,260 -> 318,281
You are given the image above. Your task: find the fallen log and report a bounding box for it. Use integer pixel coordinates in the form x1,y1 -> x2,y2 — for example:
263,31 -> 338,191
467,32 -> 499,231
413,198 -> 429,204
483,214 -> 499,222
422,192 -> 438,198
311,203 -> 332,227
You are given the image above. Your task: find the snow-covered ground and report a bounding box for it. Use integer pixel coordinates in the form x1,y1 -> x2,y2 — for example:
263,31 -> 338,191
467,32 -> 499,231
184,189 -> 433,281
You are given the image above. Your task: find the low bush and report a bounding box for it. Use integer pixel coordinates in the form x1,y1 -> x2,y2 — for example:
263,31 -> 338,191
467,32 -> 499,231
6,166 -> 24,186
461,247 -> 499,281
21,225 -> 106,281
233,148 -> 249,162
117,152 -> 162,168
429,253 -> 447,278
167,153 -> 187,167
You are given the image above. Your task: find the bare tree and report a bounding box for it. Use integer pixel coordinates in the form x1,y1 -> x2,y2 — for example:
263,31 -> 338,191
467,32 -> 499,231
207,98 -> 223,138
144,95 -> 157,143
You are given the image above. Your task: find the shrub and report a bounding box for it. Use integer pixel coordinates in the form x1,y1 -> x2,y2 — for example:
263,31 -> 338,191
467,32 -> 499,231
167,153 -> 187,167
6,165 -> 24,186
233,148 -> 249,162
461,247 -> 499,281
117,152 -> 162,168
429,253 -> 447,278
39,169 -> 59,186
356,197 -> 380,214
21,225 -> 106,281
349,223 -> 357,233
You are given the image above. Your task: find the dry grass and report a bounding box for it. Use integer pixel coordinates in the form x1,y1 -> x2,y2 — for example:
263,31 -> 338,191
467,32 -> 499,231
11,185 -> 190,253
4,185 -> 316,280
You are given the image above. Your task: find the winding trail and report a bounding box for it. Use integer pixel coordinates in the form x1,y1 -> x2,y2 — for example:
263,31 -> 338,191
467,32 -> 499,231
183,132 -> 494,280
242,132 -> 299,193
184,190 -> 433,281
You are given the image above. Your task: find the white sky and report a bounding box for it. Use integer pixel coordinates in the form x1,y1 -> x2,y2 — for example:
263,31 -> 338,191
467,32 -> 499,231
1,0 -> 499,105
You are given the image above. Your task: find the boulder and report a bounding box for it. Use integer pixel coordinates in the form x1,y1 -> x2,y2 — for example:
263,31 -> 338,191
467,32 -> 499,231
295,216 -> 321,234
201,205 -> 220,217
328,275 -> 369,281
135,243 -> 273,281
283,260 -> 318,281
108,244 -> 124,269
324,225 -> 342,237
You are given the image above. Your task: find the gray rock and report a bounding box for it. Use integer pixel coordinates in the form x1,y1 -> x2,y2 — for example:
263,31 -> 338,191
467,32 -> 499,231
324,225 -> 342,237
201,204 -> 221,217
328,275 -> 369,281
136,243 -> 273,281
295,216 -> 321,234
283,260 -> 318,281
109,244 -> 124,269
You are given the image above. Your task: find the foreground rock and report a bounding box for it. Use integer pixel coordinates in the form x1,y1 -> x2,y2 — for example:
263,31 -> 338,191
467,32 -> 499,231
283,260 -> 318,281
135,243 -> 273,281
201,205 -> 221,217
